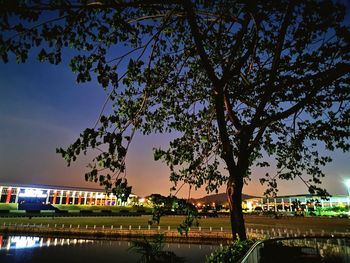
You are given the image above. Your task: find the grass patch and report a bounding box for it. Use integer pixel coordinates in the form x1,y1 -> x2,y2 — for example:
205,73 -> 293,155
0,215 -> 349,234
53,205 -> 152,213
0,216 -> 232,230
0,203 -> 18,210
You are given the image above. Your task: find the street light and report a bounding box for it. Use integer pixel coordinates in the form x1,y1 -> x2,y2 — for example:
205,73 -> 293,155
345,179 -> 350,196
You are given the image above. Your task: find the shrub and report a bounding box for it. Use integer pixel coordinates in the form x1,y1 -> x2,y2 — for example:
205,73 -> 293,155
0,203 -> 18,210
129,234 -> 185,263
206,239 -> 255,263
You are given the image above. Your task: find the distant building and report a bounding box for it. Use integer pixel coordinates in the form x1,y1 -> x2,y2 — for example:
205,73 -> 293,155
244,194 -> 350,212
0,183 -> 136,207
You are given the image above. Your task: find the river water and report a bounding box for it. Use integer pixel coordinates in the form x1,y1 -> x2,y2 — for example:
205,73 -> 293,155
0,235 -> 220,262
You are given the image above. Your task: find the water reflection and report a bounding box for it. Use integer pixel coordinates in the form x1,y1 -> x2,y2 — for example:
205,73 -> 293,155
0,235 -> 218,263
0,236 -> 94,251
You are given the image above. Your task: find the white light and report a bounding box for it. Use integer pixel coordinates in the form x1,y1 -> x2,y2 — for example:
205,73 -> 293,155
18,189 -> 47,198
11,236 -> 40,249
345,179 -> 350,196
345,179 -> 350,188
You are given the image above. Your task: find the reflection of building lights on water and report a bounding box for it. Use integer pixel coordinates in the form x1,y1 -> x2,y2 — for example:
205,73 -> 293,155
9,236 -> 41,249
0,236 -> 96,250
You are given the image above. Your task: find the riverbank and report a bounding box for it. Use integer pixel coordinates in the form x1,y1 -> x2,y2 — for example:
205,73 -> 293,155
1,215 -> 349,242
0,220 -> 273,245
0,224 -> 252,244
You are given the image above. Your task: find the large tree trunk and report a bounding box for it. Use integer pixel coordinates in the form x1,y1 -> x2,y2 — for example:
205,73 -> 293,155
227,176 -> 246,240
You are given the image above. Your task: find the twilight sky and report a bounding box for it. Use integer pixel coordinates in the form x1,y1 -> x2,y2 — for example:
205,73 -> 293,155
1,57 -> 349,198
1,2 -> 350,198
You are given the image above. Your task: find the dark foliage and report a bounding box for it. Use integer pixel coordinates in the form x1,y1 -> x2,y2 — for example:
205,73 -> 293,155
1,0 -> 349,239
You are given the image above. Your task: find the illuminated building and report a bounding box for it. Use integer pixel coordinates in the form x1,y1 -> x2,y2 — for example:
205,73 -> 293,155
244,194 -> 350,212
0,183 -> 136,207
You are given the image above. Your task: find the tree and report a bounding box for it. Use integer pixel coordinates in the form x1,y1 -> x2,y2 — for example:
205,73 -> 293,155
129,234 -> 185,263
1,0 -> 349,240
148,194 -> 199,236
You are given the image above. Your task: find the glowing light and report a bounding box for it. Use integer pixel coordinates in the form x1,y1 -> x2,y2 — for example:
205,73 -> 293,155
10,236 -> 40,249
345,179 -> 350,188
18,189 -> 47,198
96,193 -> 105,198
247,201 -> 253,211
345,179 -> 350,196
139,198 -> 145,203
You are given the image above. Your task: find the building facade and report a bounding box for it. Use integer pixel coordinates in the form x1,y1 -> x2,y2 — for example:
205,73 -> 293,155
0,183 -> 136,207
244,194 -> 350,212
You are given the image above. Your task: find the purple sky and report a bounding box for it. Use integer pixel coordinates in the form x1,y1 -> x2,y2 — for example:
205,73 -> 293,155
1,1 -> 350,198
0,58 -> 349,198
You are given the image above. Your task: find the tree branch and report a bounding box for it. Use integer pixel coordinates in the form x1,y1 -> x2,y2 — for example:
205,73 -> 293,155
224,90 -> 242,130
220,13 -> 250,83
2,0 -> 177,11
183,0 -> 219,87
184,0 -> 237,173
248,62 -> 350,153
252,1 -> 295,126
